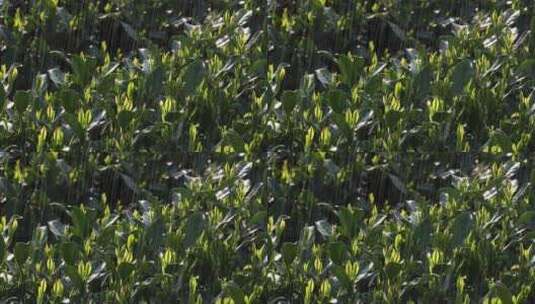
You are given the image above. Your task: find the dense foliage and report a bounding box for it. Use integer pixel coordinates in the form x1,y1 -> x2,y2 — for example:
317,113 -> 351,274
1,0 -> 535,302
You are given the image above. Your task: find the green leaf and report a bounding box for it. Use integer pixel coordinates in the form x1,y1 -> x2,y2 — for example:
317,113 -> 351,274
250,211 -> 267,227
493,282 -> 513,304
65,265 -> 84,289
384,110 -> 402,128
144,214 -> 165,249
331,265 -> 352,290
332,112 -> 352,137
223,129 -> 245,152
183,60 -> 206,95
57,88 -> 79,113
144,66 -> 165,98
14,242 -> 30,266
183,212 -> 207,247
337,206 -> 361,239
223,282 -> 245,304
412,65 -> 433,100
64,113 -> 85,138
450,212 -> 474,246
300,73 -> 316,97
117,262 -> 135,280
0,237 -> 6,264
14,90 -> 32,113
451,59 -> 475,95
281,90 -> 300,114
61,241 -> 80,265
0,85 -> 5,110
518,211 -> 535,229
70,55 -> 95,86
327,89 -> 347,113
518,59 -> 535,79
414,217 -> 432,247
328,241 -> 347,265
117,110 -> 134,129
70,207 -> 91,239
336,54 -> 363,87
281,242 -> 298,266
385,262 -> 402,279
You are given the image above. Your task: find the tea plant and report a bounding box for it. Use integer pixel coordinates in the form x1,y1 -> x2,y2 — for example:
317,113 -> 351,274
0,0 -> 535,303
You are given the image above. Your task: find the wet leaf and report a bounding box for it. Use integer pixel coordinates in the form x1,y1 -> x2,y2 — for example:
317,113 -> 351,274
48,68 -> 65,86
451,212 -> 474,246
281,242 -> 298,266
451,59 -> 475,95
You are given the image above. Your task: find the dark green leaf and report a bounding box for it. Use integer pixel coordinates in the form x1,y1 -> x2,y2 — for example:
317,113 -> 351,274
336,54 -> 362,87
0,237 -> 5,264
117,110 -> 133,129
66,265 -> 84,289
281,242 -> 298,266
223,282 -> 245,304
412,65 -> 433,100
327,89 -> 347,113
14,242 -> 30,265
14,90 -> 32,113
0,85 -> 5,110
70,55 -> 95,86
337,207 -> 361,239
518,59 -> 535,79
450,212 -> 474,246
183,212 -> 207,247
183,60 -> 206,95
519,211 -> 535,229
281,90 -> 300,114
332,265 -> 352,290
451,59 -> 475,95
117,262 -> 135,280
385,262 -> 402,279
57,88 -> 79,113
70,207 -> 90,239
61,241 -> 80,265
64,113 -> 85,138
328,241 -> 347,265
223,129 -> 245,152
493,282 -> 513,304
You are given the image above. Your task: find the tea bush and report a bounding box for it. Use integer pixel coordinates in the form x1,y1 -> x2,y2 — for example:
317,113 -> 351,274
0,0 -> 534,303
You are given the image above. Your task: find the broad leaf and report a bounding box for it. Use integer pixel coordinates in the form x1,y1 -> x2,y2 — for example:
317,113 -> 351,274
183,60 -> 206,95
14,90 -> 32,113
281,242 -> 298,266
281,90 -> 300,114
450,212 -> 474,246
451,59 -> 475,95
